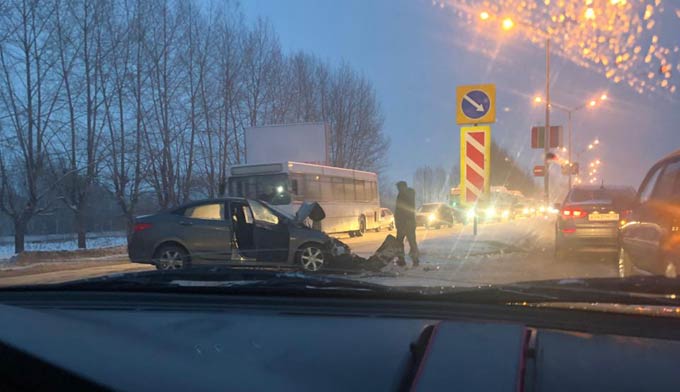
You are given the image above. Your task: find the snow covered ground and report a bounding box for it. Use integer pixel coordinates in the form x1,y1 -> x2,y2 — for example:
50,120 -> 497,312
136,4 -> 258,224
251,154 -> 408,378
0,231 -> 127,261
355,217 -> 618,287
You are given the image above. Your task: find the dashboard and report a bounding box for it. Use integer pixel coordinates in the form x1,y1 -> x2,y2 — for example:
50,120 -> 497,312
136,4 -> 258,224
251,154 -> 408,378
0,292 -> 679,391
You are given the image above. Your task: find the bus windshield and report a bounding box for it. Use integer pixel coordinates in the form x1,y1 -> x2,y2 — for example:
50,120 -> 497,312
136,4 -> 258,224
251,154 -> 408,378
228,174 -> 292,205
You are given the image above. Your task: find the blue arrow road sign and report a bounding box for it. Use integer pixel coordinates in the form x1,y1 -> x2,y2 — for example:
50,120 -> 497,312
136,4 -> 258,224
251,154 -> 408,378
461,90 -> 490,120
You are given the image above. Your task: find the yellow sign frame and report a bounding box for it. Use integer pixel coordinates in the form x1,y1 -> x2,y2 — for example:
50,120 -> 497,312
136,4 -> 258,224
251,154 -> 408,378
460,125 -> 491,206
456,84 -> 496,124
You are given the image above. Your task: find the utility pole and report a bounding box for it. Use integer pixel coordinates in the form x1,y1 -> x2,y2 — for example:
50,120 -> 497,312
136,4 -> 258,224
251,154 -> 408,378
567,110 -> 573,189
544,38 -> 551,204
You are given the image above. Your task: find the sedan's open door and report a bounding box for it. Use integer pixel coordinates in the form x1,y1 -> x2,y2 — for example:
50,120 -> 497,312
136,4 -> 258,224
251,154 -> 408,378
249,200 -> 290,262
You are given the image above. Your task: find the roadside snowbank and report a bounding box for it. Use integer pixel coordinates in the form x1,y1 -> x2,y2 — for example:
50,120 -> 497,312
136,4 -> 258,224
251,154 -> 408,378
0,233 -> 127,261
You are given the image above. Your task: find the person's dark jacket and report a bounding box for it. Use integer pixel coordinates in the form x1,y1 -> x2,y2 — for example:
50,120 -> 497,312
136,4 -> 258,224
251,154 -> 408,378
395,187 -> 416,228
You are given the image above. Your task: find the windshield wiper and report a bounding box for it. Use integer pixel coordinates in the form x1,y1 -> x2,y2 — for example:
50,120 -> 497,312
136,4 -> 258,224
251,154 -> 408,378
424,277 -> 680,306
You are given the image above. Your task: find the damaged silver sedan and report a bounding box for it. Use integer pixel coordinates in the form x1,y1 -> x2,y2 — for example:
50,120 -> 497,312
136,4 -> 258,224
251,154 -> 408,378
128,198 -> 348,272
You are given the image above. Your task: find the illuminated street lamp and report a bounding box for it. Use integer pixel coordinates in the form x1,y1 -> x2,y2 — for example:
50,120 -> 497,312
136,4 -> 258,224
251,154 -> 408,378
479,11 -> 490,21
483,11 -> 551,202
588,144 -> 594,150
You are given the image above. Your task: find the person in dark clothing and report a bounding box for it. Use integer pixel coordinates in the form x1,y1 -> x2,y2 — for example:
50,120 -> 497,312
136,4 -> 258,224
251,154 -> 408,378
394,181 -> 419,267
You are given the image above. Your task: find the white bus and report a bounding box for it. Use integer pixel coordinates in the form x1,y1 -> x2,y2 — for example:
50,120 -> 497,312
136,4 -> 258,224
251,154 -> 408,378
227,161 -> 382,236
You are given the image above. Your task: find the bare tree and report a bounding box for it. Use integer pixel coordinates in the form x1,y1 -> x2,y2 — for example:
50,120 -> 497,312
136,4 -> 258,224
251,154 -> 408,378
53,0 -> 110,248
322,63 -> 389,172
99,0 -> 147,238
241,18 -> 283,128
413,165 -> 450,205
0,0 -> 62,252
196,4 -> 244,197
0,0 -> 392,247
142,0 -> 187,208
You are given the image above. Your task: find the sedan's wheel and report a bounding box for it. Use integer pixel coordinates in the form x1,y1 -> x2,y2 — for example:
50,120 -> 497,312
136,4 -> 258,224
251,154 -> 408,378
298,245 -> 325,272
155,245 -> 189,270
618,247 -> 634,278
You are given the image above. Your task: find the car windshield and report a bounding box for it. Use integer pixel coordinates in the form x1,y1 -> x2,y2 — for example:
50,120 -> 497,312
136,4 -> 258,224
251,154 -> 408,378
2,0 -> 680,309
419,204 -> 439,213
568,188 -> 636,207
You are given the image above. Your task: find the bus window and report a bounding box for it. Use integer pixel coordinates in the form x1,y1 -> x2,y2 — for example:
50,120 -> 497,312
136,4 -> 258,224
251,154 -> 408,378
304,174 -> 321,200
368,181 -> 377,201
320,176 -> 332,201
290,173 -> 303,201
355,180 -> 366,201
344,178 -> 355,201
332,177 -> 344,201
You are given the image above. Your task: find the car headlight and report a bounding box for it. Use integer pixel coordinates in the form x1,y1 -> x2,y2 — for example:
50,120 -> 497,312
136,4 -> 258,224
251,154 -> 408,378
486,207 -> 496,218
501,210 -> 510,218
466,209 -> 476,219
427,213 -> 436,222
522,207 -> 529,214
539,206 -> 546,213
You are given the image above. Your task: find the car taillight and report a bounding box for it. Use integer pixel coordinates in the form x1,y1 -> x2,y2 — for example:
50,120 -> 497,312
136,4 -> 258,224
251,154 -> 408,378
561,207 -> 588,218
133,223 -> 152,233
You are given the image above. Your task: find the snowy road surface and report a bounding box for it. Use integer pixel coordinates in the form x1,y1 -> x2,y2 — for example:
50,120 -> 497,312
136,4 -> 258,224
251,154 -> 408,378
0,218 -> 618,287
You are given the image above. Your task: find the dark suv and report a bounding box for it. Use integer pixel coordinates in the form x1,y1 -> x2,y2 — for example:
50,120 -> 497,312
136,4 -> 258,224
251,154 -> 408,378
619,150 -> 680,277
555,185 -> 636,258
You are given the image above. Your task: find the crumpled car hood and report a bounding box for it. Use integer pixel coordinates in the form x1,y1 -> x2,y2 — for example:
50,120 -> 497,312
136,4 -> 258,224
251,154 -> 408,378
295,201 -> 326,223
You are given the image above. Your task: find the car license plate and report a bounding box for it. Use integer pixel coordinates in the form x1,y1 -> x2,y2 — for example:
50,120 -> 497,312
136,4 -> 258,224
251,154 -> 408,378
588,212 -> 619,221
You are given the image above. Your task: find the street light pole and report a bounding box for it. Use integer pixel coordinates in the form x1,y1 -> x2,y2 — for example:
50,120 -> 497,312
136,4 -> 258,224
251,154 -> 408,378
568,110 -> 573,189
544,38 -> 551,204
